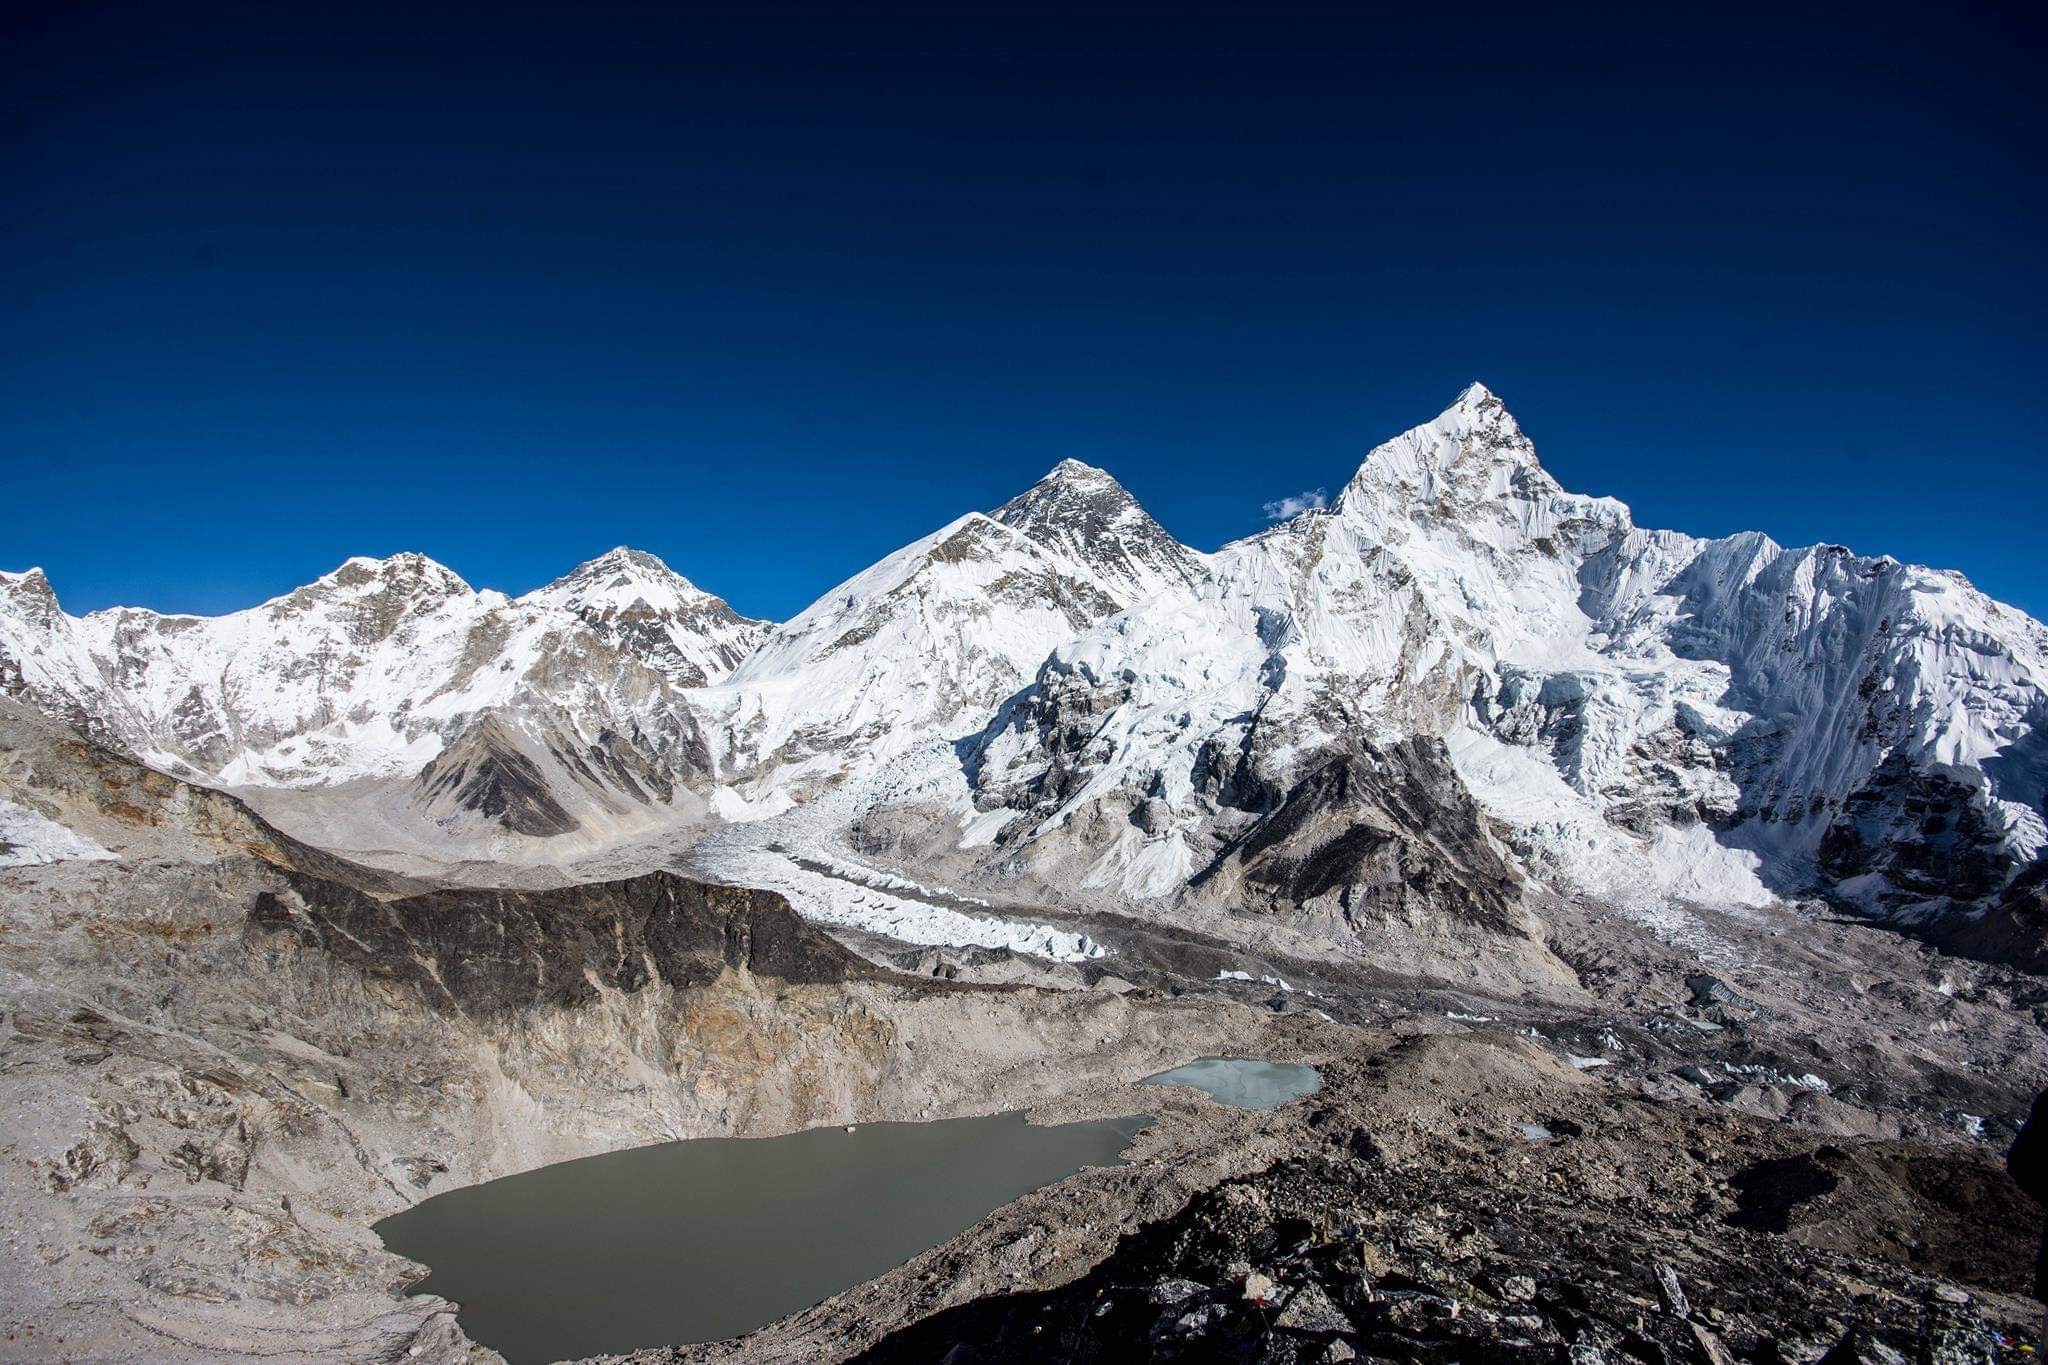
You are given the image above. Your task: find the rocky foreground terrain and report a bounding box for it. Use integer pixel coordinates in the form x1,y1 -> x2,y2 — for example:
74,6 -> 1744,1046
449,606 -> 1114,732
0,701 -> 1250,1361
0,689 -> 2042,1362
839,1030 -> 2042,1365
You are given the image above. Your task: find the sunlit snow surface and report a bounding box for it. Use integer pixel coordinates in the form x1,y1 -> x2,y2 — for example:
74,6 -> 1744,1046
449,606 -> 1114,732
967,384 -> 2048,921
0,551 -> 767,792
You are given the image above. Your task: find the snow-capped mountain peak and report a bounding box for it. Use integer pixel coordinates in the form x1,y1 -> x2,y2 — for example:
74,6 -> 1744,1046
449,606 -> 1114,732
1334,385 -> 1631,581
991,458 -> 1207,605
521,547 -> 768,689
0,543 -> 763,805
0,569 -> 61,626
960,383 -> 2048,950
311,552 -> 473,595
1341,381 -> 1550,508
528,546 -> 714,616
1048,456 -> 1115,481
263,553 -> 480,641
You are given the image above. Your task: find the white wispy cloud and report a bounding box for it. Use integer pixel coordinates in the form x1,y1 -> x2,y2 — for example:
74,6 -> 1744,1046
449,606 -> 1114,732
1262,488 -> 1329,521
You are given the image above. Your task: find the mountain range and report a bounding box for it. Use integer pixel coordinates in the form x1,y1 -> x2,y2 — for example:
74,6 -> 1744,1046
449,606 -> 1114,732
6,384 -> 2044,966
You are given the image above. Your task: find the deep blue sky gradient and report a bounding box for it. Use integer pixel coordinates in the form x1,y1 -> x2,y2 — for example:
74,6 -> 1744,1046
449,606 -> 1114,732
4,2 -> 2042,621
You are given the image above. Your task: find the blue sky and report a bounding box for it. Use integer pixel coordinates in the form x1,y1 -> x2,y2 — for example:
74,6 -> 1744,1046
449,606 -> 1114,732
4,2 -> 2042,622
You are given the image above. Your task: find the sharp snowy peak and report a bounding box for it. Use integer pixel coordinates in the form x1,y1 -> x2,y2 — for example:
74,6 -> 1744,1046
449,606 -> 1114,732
693,467 -> 1203,811
521,547 -> 768,688
991,459 -> 1208,604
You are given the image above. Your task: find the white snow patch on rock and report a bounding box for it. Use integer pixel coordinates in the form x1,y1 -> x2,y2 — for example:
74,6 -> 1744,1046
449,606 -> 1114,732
0,799 -> 117,867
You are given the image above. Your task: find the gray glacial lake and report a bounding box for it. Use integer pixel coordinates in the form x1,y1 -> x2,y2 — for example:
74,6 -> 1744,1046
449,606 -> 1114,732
375,1108 -> 1149,1364
1138,1057 -> 1322,1109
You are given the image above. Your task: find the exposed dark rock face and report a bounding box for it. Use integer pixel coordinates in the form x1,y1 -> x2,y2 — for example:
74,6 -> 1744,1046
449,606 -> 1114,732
550,716 -> 695,808
248,870 -> 876,1020
1193,738 -> 1524,937
962,667 -> 1141,816
962,675 -> 1551,985
991,459 -> 1208,601
846,1042 -> 2038,1365
412,713 -> 582,836
1929,856 -> 2048,974
1818,754 -> 2012,905
403,701 -> 716,839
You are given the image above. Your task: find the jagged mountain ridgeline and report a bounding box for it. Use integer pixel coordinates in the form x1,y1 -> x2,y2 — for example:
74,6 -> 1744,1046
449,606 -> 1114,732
4,385 -> 2046,970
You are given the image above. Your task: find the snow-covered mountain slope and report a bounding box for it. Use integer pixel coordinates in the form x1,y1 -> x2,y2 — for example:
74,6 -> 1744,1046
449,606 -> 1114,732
0,551 -> 752,850
961,385 -> 2048,936
683,462 -> 1211,813
694,512 -> 1130,813
990,458 -> 1209,604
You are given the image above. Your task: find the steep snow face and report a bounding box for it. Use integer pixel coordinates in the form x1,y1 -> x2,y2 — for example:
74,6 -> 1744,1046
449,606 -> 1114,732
0,554 -> 733,816
965,385 -> 2048,921
991,459 -> 1210,604
521,547 -> 767,688
0,569 -> 115,738
697,513 -> 1134,807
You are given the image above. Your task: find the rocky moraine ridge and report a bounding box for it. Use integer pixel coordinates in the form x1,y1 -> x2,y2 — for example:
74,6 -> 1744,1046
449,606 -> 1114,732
1,384 -> 2045,1364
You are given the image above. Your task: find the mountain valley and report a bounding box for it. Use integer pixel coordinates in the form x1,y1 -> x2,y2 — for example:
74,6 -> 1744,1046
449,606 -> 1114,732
2,386 -> 2045,1363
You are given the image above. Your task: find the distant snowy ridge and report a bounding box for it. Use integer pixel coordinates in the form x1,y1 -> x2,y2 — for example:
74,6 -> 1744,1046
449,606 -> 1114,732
0,550 -> 765,827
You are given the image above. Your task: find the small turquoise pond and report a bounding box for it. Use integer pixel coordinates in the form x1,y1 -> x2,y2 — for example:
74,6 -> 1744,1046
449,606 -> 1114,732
1138,1057 -> 1322,1110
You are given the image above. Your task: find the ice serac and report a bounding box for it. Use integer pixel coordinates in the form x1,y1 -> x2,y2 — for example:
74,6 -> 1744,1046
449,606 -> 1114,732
991,459 -> 1209,604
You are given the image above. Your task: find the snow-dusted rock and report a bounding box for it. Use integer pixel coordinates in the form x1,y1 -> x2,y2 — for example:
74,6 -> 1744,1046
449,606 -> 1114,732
519,546 -> 767,689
